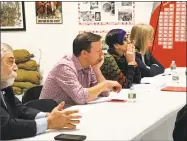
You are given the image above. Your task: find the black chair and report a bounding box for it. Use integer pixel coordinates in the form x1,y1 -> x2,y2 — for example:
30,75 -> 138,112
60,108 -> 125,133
173,104 -> 187,141
22,85 -> 43,104
25,99 -> 58,112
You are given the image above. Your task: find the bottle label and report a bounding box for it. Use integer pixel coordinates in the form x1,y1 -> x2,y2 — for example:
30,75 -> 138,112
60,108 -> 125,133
170,65 -> 176,70
128,93 -> 136,99
172,75 -> 179,81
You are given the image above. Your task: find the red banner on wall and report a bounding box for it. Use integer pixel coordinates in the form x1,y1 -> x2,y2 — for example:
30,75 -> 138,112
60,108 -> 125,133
150,2 -> 186,68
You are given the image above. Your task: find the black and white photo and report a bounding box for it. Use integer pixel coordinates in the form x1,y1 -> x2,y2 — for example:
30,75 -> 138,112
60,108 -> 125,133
95,12 -> 101,21
90,2 -> 99,10
102,2 -> 112,12
121,2 -> 132,6
118,9 -> 132,21
80,11 -> 94,21
79,2 -> 135,25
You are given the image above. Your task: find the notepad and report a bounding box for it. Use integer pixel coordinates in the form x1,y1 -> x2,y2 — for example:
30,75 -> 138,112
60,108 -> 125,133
109,99 -> 127,102
161,86 -> 187,92
141,77 -> 156,84
65,104 -> 95,114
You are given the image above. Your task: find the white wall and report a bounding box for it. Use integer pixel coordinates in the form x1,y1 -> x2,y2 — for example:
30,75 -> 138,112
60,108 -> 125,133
1,2 -> 153,83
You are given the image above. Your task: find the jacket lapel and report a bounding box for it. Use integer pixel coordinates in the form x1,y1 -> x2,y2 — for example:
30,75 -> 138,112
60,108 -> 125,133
1,87 -> 18,118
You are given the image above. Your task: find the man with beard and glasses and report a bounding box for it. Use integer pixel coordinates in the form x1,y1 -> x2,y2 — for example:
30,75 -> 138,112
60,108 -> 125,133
0,43 -> 81,140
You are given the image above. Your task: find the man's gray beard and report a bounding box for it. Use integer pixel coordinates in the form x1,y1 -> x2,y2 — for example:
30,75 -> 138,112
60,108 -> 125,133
1,78 -> 15,89
0,72 -> 17,89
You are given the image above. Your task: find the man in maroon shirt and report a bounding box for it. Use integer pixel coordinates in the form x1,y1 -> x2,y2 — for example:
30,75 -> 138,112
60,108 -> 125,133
40,32 -> 122,108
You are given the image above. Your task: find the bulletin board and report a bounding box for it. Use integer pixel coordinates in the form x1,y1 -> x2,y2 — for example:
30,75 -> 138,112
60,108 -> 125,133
78,2 -> 135,25
150,2 -> 186,68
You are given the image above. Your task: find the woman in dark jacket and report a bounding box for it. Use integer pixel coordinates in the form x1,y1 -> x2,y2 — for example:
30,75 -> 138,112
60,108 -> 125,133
130,24 -> 165,78
101,29 -> 141,88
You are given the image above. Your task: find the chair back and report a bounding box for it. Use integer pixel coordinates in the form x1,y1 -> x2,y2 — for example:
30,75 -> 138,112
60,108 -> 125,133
25,99 -> 58,112
22,85 -> 43,104
173,104 -> 187,141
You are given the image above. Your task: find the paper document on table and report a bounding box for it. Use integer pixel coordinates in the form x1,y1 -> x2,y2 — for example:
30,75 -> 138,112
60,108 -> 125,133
109,92 -> 127,100
88,92 -> 127,104
134,82 -> 166,91
64,104 -> 94,114
161,86 -> 187,92
87,96 -> 111,104
140,77 -> 156,84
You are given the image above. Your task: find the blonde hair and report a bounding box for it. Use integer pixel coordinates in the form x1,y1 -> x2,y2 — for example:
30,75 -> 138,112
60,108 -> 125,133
130,24 -> 154,54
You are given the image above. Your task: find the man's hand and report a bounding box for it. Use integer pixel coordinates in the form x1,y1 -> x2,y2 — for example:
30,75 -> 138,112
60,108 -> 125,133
92,56 -> 104,71
102,80 -> 122,93
47,102 -> 81,129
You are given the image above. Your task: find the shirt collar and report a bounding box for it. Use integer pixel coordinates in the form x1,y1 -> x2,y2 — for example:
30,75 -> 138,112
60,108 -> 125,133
1,91 -> 5,95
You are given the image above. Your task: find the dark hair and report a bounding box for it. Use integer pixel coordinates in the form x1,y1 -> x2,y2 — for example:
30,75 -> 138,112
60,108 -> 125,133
105,29 -> 127,54
73,32 -> 102,57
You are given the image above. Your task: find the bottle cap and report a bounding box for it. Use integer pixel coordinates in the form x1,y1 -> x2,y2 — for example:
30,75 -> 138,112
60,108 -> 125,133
130,86 -> 134,90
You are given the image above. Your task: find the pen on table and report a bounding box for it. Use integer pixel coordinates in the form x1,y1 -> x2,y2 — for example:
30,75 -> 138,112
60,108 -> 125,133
162,73 -> 171,76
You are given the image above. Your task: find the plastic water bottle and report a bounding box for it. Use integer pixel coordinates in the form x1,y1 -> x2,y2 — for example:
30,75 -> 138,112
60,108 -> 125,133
170,61 -> 179,83
170,60 -> 177,71
128,86 -> 136,103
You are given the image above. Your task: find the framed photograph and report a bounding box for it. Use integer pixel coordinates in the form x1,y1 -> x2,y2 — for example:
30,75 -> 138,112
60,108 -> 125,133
0,2 -> 26,31
35,1 -> 63,24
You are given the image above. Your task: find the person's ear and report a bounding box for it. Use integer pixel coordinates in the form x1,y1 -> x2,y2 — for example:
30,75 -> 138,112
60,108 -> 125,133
81,50 -> 88,57
114,44 -> 119,50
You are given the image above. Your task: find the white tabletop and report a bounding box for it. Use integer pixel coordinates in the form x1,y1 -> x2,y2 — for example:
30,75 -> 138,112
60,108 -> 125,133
16,67 -> 186,141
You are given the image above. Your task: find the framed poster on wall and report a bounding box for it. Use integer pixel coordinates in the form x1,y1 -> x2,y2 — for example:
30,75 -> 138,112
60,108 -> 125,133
0,2 -> 26,31
78,2 -> 135,25
35,1 -> 63,24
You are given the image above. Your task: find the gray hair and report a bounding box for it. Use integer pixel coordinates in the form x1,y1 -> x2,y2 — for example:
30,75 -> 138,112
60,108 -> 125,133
1,42 -> 13,58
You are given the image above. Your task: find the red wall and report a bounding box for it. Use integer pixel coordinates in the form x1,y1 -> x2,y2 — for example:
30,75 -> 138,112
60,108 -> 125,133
150,2 -> 186,68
